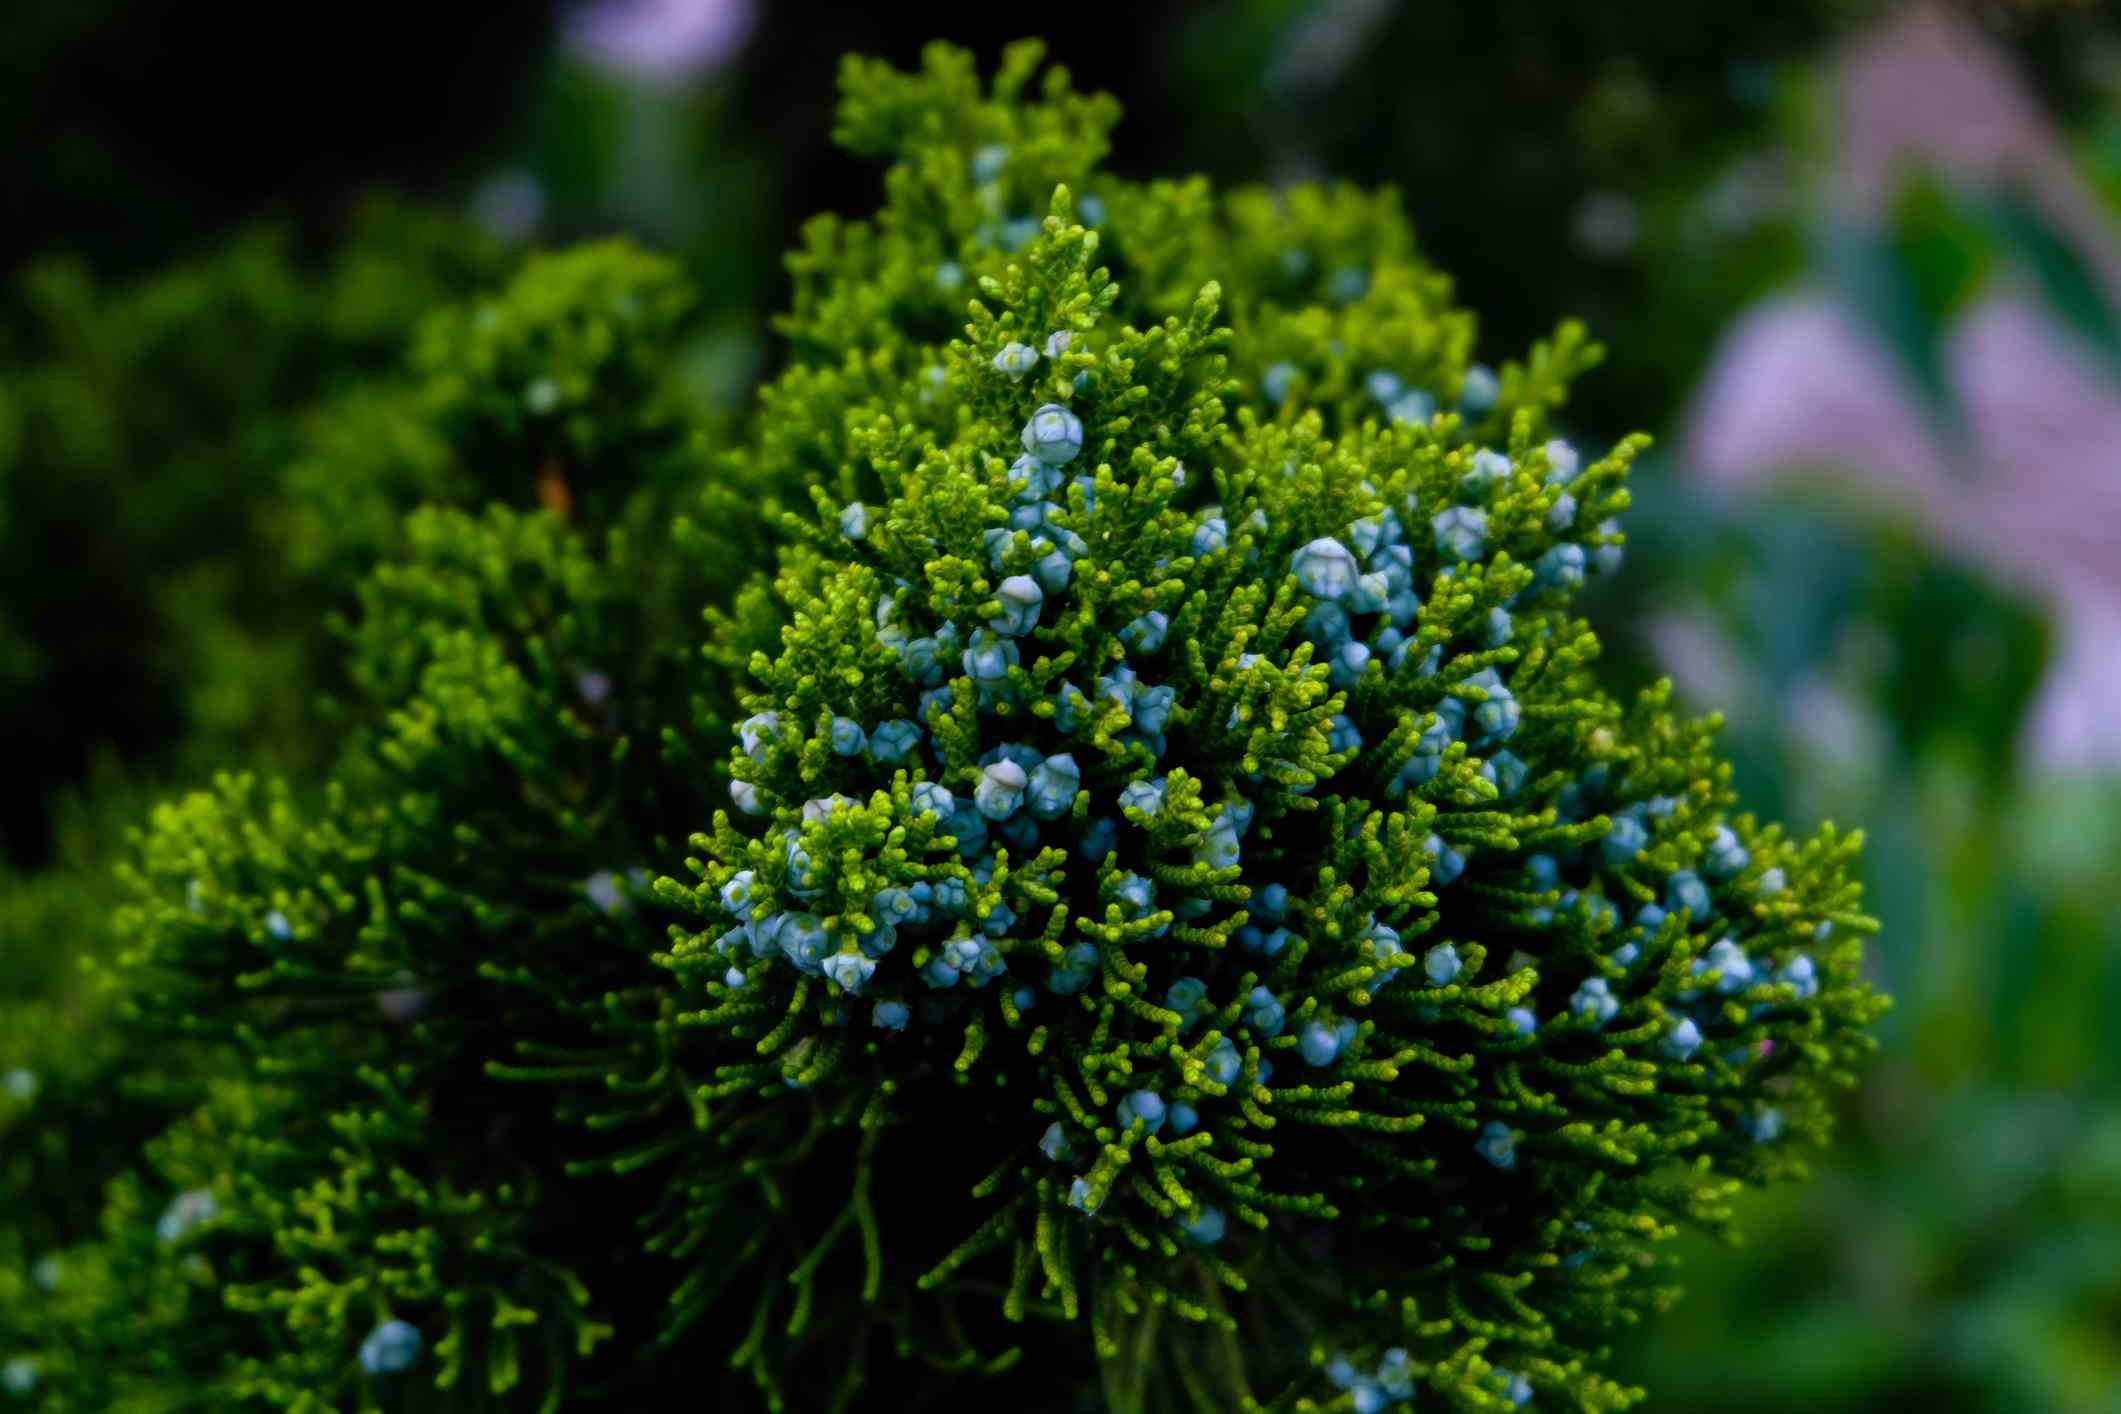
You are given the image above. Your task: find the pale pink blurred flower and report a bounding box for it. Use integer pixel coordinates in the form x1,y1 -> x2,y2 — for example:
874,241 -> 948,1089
1681,2 -> 2121,770
1833,1 -> 2121,302
564,0 -> 754,87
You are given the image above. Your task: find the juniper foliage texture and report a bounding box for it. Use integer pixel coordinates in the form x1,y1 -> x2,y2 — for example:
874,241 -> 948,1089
2,40 -> 1885,1414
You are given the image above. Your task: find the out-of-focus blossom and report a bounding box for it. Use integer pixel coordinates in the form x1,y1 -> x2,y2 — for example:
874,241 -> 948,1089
1833,1 -> 2121,282
564,0 -> 755,86
1682,2 -> 2121,769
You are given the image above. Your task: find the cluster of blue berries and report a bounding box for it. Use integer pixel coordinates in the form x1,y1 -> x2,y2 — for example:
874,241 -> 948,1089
672,127 -> 1884,1402
1324,1347 -> 1422,1412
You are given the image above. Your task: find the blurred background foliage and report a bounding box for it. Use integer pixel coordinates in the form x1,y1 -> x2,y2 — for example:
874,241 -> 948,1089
4,0 -> 2120,1409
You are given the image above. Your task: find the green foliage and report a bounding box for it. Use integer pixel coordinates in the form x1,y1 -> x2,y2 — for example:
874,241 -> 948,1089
0,196 -> 513,853
1,39 -> 1886,1414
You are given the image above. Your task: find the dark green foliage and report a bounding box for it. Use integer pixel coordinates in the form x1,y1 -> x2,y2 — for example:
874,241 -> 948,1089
1,39 -> 1886,1414
0,197 -> 512,857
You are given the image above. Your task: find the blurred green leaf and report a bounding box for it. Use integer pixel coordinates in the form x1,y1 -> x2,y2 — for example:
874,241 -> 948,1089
1976,186 -> 2121,385
1816,172 -> 1991,476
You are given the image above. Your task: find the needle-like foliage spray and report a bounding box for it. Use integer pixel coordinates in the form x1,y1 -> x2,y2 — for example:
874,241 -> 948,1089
17,39 -> 1885,1414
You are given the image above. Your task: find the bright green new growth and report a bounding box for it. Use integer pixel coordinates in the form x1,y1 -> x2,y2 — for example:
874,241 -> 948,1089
14,39 -> 1886,1414
650,41 -> 1886,1411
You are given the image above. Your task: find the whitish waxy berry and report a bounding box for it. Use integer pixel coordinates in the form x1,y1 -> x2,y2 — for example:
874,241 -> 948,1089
1571,977 -> 1619,1028
1195,817 -> 1242,870
1163,975 -> 1208,1025
962,629 -> 1018,685
1290,537 -> 1360,600
1602,812 -> 1648,865
1328,639 -> 1371,688
4,1068 -> 36,1102
1116,1089 -> 1167,1135
1663,1017 -> 1703,1061
974,760 -> 1028,821
1460,363 -> 1500,414
1544,438 -> 1581,483
1039,1121 -> 1074,1162
1476,1120 -> 1518,1171
1698,938 -> 1756,994
1306,599 -> 1351,647
1703,825 -> 1750,879
1537,542 -> 1587,589
839,501 -> 870,540
1471,680 -> 1520,744
1432,506 -> 1487,563
359,1320 -> 423,1376
1476,750 -> 1527,797
1119,610 -> 1168,653
869,719 -> 920,763
1021,403 -> 1084,465
1666,869 -> 1712,919
1424,943 -> 1461,986
1462,448 -> 1511,498
990,575 -> 1044,636
739,711 -> 781,762
1387,389 -> 1435,426
1298,1018 -> 1346,1067
719,871 -> 756,918
3,1359 -> 38,1396
872,1001 -> 909,1032
1180,1205 -> 1227,1246
1779,954 -> 1819,1000
1026,755 -> 1080,819
823,951 -> 877,994
992,342 -> 1040,380
1246,986 -> 1286,1037
828,717 -> 867,756
1328,714 -> 1362,754
777,914 -> 831,973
